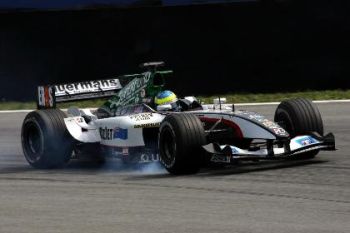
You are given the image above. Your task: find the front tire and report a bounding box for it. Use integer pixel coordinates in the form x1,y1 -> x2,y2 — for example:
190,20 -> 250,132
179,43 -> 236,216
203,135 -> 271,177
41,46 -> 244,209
274,98 -> 324,159
158,113 -> 206,175
21,109 -> 74,168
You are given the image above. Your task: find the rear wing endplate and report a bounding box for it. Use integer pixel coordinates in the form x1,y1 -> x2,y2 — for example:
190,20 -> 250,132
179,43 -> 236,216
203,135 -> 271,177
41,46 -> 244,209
37,79 -> 122,109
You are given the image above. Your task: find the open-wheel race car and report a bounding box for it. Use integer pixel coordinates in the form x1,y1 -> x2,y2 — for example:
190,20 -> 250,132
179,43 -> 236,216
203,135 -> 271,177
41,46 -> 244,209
21,62 -> 336,174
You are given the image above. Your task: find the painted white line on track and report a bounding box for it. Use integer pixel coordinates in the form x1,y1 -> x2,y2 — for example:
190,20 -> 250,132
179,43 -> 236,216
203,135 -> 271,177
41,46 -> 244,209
235,99 -> 350,106
313,99 -> 350,103
1,99 -> 350,113
0,109 -> 34,113
235,102 -> 280,106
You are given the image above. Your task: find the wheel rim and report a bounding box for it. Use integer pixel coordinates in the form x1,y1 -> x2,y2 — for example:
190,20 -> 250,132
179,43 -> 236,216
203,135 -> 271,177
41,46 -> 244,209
23,121 -> 43,163
160,126 -> 176,167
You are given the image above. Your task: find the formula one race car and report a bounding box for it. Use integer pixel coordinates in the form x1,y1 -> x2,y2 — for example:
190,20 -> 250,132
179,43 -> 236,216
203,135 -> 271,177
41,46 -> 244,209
21,62 -> 336,174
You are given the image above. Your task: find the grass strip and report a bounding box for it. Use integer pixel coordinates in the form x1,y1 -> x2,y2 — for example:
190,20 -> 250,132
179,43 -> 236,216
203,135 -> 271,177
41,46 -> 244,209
1,89 -> 350,110
197,89 -> 350,105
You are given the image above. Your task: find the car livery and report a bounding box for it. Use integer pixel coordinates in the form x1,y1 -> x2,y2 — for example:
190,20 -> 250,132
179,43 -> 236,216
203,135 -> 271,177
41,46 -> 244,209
21,62 -> 336,174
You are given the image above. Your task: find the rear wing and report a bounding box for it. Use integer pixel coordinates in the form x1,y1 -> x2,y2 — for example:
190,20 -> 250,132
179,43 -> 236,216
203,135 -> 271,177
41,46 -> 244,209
37,79 -> 122,109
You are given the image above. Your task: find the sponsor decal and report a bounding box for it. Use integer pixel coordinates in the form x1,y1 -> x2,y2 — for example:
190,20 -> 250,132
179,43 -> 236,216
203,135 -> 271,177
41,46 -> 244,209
261,119 -> 275,128
140,154 -> 159,163
113,73 -> 151,106
210,154 -> 231,163
75,117 -> 84,123
248,114 -> 265,121
113,127 -> 128,140
129,113 -> 153,121
270,126 -> 287,136
238,111 -> 288,136
140,89 -> 146,98
38,86 -> 55,108
122,148 -> 129,155
230,147 -> 239,154
55,79 -> 121,97
296,136 -> 317,146
134,123 -> 160,128
99,127 -> 128,140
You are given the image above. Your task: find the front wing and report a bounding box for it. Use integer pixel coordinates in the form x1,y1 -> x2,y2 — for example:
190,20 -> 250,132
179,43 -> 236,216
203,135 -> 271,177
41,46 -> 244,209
203,133 -> 335,163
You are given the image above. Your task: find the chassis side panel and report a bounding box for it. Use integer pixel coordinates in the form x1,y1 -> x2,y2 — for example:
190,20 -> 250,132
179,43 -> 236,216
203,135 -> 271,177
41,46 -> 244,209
192,111 -> 278,140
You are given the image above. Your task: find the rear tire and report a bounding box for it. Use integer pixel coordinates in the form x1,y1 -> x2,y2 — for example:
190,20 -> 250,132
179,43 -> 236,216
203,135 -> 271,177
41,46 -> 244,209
158,113 -> 206,175
274,98 -> 324,159
21,109 -> 74,168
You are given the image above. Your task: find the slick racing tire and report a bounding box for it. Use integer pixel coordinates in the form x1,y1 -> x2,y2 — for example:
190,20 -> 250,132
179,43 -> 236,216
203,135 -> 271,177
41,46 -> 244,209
158,113 -> 206,175
21,109 -> 74,168
274,98 -> 324,159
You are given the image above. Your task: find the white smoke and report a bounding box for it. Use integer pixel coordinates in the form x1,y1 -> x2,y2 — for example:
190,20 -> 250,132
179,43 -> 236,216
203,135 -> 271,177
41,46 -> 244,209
137,162 -> 165,174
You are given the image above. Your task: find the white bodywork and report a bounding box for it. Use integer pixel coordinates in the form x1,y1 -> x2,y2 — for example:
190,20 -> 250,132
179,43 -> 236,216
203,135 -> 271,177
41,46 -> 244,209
62,104 -> 332,161
64,109 -> 165,147
64,106 -> 287,148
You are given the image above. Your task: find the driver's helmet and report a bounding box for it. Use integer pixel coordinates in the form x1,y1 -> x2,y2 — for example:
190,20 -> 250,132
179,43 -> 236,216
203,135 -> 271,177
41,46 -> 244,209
155,90 -> 178,111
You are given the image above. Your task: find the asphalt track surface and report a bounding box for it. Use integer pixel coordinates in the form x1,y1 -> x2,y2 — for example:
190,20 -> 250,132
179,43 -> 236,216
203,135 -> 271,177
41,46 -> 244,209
0,103 -> 349,233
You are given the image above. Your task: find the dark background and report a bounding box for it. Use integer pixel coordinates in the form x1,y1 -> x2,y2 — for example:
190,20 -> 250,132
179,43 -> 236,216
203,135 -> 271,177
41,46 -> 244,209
0,0 -> 349,101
